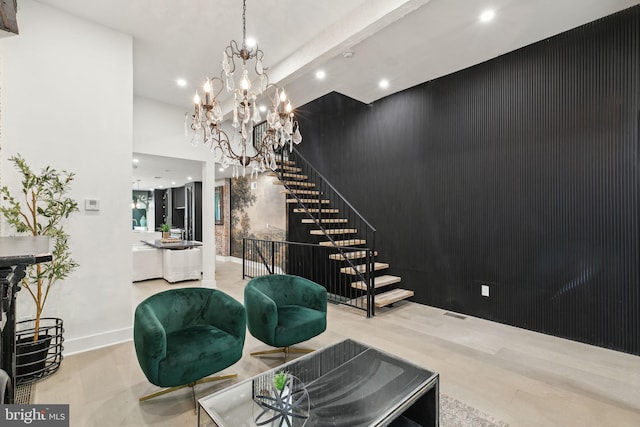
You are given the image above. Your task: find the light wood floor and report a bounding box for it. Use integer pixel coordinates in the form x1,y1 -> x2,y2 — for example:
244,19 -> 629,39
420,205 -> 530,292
33,261 -> 640,426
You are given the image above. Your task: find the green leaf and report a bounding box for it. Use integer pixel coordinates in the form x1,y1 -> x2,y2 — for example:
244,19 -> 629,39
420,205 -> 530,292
0,154 -> 79,322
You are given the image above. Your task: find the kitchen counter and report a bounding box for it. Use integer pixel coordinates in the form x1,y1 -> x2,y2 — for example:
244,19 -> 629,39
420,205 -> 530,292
141,239 -> 203,250
136,239 -> 202,283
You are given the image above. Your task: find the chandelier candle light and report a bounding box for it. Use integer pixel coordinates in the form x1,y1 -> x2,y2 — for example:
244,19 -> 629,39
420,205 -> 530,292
186,0 -> 302,177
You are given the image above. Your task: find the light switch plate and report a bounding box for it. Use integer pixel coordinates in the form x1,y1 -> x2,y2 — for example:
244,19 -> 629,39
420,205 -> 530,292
85,198 -> 100,211
481,284 -> 490,297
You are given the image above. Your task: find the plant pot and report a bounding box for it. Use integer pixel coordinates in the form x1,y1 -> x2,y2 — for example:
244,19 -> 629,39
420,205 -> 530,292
15,318 -> 64,385
162,231 -> 169,239
16,335 -> 52,378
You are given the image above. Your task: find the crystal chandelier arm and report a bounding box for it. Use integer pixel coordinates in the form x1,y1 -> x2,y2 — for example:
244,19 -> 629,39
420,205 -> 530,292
208,76 -> 224,99
254,48 -> 264,63
264,83 -> 281,105
210,125 -> 230,145
207,125 -> 256,167
254,48 -> 265,71
210,126 -> 253,163
224,43 -> 239,74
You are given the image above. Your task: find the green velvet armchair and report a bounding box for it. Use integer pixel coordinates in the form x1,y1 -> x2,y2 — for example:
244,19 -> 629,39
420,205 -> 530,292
244,274 -> 327,358
134,287 -> 245,403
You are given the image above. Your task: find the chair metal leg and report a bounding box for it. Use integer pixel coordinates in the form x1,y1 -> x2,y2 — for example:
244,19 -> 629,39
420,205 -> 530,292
250,348 -> 289,356
250,346 -> 315,357
139,374 -> 237,403
196,374 -> 237,385
191,383 -> 197,413
139,383 -> 192,402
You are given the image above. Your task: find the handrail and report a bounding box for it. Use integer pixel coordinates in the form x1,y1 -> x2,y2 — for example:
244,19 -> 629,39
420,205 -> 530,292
276,146 -> 377,316
289,146 -> 376,232
242,238 -> 374,316
274,154 -> 371,281
252,240 -> 272,275
253,121 -> 378,316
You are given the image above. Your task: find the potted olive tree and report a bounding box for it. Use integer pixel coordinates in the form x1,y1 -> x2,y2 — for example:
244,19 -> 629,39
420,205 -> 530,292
0,154 -> 78,383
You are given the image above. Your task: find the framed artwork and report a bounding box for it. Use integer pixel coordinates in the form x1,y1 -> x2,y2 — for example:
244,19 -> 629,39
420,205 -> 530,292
0,0 -> 18,35
215,186 -> 223,224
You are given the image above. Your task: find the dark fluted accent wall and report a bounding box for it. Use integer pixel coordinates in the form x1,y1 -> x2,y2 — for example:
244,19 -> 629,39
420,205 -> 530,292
292,6 -> 640,355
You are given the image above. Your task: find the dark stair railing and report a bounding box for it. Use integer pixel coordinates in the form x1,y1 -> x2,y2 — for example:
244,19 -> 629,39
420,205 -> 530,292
247,121 -> 379,315
243,238 -> 375,316
274,145 -> 377,316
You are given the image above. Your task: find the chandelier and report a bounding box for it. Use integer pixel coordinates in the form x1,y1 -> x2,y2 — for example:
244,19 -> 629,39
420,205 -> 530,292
186,0 -> 302,176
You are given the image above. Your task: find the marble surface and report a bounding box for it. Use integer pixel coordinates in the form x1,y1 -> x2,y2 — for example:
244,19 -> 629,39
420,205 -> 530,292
0,236 -> 51,267
141,239 -> 202,250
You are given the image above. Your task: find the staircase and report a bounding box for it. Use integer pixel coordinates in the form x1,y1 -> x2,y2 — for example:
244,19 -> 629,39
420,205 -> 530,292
269,154 -> 414,314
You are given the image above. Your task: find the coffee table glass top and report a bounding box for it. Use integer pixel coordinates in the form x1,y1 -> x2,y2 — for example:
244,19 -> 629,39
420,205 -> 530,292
198,339 -> 438,427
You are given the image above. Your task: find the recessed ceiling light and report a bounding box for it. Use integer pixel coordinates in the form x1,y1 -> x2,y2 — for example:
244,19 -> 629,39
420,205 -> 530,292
171,181 -> 176,185
219,167 -> 225,172
479,10 -> 495,23
132,158 -> 139,163
259,105 -> 267,112
315,70 -> 326,80
177,78 -> 187,87
245,37 -> 256,48
187,176 -> 193,180
379,79 -> 389,89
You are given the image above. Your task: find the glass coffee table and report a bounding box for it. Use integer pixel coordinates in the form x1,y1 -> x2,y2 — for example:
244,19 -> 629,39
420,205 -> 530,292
198,339 -> 439,426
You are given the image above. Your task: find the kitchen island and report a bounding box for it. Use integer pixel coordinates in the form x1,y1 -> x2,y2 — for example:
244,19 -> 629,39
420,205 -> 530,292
140,239 -> 203,250
139,239 -> 202,283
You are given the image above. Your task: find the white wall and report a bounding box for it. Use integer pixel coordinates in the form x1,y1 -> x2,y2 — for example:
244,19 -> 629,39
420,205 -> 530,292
0,0 -> 133,354
133,97 -> 217,287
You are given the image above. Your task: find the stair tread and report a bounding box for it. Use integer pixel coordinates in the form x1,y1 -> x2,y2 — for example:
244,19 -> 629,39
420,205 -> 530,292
351,274 -> 401,290
347,287 -> 412,308
319,239 -> 366,247
302,218 -> 348,224
282,189 -> 321,195
340,262 -> 389,275
294,208 -> 339,213
268,172 -> 308,180
275,166 -> 302,172
310,228 -> 357,235
374,289 -> 414,307
328,250 -> 378,260
286,199 -> 330,204
275,159 -> 296,165
274,181 -> 316,187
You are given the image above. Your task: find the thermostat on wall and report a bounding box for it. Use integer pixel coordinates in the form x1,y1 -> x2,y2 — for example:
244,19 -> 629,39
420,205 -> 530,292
85,198 -> 100,211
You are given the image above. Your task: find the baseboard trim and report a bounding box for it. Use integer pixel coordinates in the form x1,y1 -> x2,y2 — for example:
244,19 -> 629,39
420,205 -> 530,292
63,326 -> 133,356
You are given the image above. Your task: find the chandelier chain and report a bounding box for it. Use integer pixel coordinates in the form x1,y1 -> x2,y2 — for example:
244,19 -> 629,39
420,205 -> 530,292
242,0 -> 247,47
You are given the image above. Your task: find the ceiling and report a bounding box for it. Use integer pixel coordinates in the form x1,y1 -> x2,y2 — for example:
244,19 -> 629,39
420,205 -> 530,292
32,0 -> 640,189
132,153 -> 202,191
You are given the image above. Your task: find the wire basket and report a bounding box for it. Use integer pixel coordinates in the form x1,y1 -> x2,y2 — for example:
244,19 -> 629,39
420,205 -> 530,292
15,317 -> 64,385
